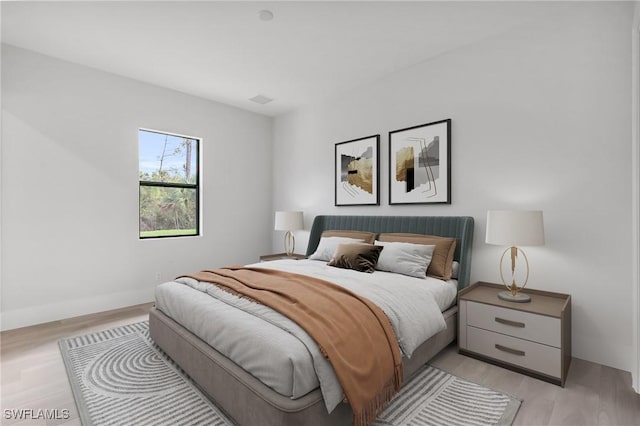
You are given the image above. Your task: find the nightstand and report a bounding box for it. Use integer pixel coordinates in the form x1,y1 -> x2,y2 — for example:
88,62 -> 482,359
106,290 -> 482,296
259,253 -> 306,262
458,281 -> 571,386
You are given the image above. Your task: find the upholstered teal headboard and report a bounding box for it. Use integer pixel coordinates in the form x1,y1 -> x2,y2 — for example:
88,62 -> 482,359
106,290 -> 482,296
306,215 -> 475,289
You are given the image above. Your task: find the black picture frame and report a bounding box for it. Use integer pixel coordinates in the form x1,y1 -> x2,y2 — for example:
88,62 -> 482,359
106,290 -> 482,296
335,135 -> 380,206
388,119 -> 451,205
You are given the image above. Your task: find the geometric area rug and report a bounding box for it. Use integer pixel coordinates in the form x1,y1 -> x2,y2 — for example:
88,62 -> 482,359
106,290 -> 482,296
60,321 -> 521,426
59,321 -> 234,426
373,365 -> 521,426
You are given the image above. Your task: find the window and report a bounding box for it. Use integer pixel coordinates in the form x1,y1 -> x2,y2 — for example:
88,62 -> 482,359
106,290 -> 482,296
138,129 -> 200,238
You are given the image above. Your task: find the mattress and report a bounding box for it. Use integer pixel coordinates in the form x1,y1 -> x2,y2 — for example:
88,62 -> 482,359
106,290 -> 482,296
154,259 -> 458,406
253,259 -> 458,312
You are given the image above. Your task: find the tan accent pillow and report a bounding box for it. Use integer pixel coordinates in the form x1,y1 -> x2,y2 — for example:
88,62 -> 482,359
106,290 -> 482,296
378,233 -> 457,280
321,230 -> 376,244
327,243 -> 383,273
308,237 -> 366,261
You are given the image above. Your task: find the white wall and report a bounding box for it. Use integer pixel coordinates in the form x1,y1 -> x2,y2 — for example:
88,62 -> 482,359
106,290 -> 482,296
632,0 -> 640,393
1,45 -> 273,330
273,3 -> 634,371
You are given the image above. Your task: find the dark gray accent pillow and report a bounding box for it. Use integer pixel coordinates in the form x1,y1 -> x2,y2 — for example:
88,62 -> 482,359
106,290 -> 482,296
327,243 -> 383,273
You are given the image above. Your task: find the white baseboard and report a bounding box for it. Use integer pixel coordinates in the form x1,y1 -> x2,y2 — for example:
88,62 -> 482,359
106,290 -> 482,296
0,287 -> 155,331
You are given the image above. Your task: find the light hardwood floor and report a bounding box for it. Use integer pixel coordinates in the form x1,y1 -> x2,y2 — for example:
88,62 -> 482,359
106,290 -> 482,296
1,303 -> 639,426
1,303 -> 153,425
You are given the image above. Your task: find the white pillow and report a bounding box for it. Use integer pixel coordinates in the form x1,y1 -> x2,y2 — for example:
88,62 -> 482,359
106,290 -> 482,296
375,241 -> 436,278
451,261 -> 460,279
308,237 -> 366,261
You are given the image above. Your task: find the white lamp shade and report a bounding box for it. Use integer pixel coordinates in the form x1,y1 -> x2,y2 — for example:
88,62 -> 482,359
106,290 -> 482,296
274,211 -> 303,231
486,210 -> 544,246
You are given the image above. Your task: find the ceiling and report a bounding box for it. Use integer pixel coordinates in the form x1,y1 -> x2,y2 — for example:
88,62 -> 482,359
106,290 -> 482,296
1,1 -> 563,117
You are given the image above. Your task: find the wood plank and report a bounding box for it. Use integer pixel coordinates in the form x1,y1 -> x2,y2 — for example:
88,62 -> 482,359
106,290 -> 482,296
512,376 -> 558,426
598,364 -> 640,426
547,358 -> 600,426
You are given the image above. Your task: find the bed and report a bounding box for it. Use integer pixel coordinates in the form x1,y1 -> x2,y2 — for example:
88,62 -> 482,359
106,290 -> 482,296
149,215 -> 474,426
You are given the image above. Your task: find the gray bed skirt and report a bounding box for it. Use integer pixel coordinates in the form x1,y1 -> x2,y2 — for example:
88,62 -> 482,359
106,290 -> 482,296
149,305 -> 458,426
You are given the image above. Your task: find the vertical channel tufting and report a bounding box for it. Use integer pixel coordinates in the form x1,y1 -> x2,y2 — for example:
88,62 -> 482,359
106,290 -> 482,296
305,215 -> 474,288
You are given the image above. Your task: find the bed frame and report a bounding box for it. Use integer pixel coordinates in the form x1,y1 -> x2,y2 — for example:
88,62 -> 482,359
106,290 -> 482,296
149,215 -> 474,426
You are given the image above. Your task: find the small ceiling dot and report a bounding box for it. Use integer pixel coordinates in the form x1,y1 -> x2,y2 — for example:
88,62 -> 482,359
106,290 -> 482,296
258,10 -> 274,22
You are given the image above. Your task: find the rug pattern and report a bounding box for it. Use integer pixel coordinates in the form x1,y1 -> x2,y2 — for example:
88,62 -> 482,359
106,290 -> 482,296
60,321 -> 233,426
373,365 -> 521,426
60,321 -> 521,426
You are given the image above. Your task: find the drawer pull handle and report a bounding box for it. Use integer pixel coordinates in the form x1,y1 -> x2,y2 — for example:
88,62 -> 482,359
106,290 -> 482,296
495,317 -> 525,328
495,344 -> 526,357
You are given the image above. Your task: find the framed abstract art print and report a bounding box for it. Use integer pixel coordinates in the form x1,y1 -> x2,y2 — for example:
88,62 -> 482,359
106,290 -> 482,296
335,135 -> 380,206
389,119 -> 451,205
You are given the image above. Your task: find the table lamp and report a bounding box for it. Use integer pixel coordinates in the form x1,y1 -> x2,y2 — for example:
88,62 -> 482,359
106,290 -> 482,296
274,211 -> 303,256
485,210 -> 545,302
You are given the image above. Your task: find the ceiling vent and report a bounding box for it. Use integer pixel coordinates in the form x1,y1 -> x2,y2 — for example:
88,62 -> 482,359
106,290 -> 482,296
249,94 -> 274,105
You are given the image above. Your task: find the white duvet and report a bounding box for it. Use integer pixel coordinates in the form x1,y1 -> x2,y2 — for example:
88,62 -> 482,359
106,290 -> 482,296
155,259 -> 451,413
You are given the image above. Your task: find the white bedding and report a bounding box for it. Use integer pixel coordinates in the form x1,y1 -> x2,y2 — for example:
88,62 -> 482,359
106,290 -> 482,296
154,259 -> 455,412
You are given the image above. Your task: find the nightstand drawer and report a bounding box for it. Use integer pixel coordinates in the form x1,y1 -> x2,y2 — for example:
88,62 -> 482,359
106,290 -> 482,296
467,326 -> 561,378
467,301 -> 561,347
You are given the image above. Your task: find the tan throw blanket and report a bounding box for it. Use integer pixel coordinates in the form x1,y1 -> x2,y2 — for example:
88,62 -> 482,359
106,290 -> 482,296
180,266 -> 403,426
